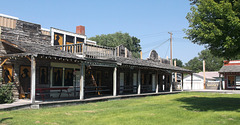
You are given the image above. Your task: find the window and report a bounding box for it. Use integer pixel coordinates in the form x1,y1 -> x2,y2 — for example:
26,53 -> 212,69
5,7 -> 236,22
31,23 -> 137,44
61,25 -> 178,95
64,68 -> 73,86
66,35 -> 74,45
39,67 -> 48,84
53,68 -> 63,86
236,76 -> 240,86
228,75 -> 235,87
77,37 -> 84,43
54,33 -> 63,45
2,65 -> 13,83
52,67 -> 75,87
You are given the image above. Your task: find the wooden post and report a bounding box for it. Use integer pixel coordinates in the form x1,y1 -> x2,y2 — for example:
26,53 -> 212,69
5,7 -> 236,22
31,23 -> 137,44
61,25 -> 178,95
170,73 -> 173,92
174,60 -> 177,82
181,73 -> 184,91
137,69 -> 141,94
203,60 -> 206,89
219,73 -> 222,90
80,63 -> 85,100
191,73 -> 193,90
0,27 -> 1,41
113,67 -> 117,96
155,71 -> 159,93
30,55 -> 36,104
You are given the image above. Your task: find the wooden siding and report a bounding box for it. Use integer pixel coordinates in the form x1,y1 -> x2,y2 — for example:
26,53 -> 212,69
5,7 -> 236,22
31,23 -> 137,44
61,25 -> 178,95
41,29 -> 50,36
0,16 -> 17,29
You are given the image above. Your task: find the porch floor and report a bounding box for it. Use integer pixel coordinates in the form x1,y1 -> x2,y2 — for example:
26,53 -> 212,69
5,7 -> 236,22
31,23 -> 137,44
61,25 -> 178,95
1,91 -> 180,111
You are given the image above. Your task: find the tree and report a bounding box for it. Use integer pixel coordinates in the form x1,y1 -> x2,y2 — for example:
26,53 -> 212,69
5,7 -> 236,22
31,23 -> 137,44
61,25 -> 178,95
185,57 -> 202,72
185,0 -> 240,59
89,32 -> 142,58
185,49 -> 224,72
173,58 -> 183,67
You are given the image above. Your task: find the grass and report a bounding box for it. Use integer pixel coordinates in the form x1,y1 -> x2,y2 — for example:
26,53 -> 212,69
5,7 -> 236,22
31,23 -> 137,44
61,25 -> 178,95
1,92 -> 240,125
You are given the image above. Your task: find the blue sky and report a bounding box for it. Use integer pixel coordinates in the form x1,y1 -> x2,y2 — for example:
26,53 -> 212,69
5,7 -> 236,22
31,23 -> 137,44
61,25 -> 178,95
0,0 -> 205,63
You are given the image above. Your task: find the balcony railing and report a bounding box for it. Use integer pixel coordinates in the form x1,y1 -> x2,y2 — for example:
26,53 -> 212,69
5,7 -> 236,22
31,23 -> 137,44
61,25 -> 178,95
55,43 -> 116,60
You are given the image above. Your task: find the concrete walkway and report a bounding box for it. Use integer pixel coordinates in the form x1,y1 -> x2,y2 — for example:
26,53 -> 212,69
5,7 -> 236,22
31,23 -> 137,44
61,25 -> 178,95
186,89 -> 240,94
0,99 -> 31,111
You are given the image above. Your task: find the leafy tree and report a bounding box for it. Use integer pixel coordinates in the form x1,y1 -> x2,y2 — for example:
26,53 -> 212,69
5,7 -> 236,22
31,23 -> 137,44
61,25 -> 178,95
173,58 -> 183,67
185,57 -> 202,72
185,49 -> 224,72
89,32 -> 142,58
185,0 -> 240,59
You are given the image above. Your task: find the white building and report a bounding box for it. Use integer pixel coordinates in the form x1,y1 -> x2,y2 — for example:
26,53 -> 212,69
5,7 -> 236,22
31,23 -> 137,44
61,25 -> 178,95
183,72 -> 220,90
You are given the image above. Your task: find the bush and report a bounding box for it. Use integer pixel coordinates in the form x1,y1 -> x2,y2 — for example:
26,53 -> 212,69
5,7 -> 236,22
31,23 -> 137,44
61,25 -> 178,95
0,83 -> 14,104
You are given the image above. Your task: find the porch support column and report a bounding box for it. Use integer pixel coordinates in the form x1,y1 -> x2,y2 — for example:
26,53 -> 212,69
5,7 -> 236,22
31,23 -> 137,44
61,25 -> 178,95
80,63 -> 85,100
219,73 -> 222,90
191,73 -> 193,90
181,73 -> 184,91
155,71 -> 159,93
170,73 -> 173,92
113,67 -> 117,96
30,55 -> 36,104
137,69 -> 141,94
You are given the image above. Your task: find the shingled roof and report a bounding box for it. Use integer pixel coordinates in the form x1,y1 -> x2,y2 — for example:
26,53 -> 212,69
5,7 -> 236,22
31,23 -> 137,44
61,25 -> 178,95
219,65 -> 240,73
116,57 -> 192,73
1,39 -> 192,73
1,39 -> 85,60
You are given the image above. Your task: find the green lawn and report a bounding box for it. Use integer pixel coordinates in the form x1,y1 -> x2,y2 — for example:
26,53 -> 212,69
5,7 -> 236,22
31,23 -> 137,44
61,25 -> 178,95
1,92 -> 240,125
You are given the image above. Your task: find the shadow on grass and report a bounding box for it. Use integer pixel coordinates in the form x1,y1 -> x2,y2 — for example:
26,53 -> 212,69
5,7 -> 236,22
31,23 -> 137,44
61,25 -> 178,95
0,117 -> 13,123
175,97 -> 240,112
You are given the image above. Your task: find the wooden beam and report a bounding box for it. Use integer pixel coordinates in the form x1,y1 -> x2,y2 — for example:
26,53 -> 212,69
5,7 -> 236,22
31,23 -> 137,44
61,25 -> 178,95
26,56 -> 31,62
174,60 -> 177,82
0,58 -> 9,66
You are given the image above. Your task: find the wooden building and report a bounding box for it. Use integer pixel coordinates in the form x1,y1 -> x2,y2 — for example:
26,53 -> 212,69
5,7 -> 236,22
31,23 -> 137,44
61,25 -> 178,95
0,14 -> 192,103
219,60 -> 240,90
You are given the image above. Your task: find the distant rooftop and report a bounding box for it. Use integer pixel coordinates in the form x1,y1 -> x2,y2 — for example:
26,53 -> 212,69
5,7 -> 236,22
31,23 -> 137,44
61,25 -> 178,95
196,72 -> 219,80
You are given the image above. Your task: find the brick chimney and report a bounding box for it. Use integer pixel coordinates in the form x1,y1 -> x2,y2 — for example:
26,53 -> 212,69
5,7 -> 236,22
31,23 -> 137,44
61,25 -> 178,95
76,25 -> 85,35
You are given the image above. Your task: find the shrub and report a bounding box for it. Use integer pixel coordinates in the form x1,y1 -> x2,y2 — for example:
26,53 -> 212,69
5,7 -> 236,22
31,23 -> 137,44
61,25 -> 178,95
0,83 -> 14,104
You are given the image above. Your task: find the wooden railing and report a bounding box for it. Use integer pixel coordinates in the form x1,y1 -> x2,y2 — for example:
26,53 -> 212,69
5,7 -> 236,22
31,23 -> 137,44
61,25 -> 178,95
119,85 -> 138,94
55,43 -> 116,60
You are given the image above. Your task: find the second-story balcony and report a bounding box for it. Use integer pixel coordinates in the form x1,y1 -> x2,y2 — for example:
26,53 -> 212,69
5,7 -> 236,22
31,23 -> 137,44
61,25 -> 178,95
55,43 -> 116,60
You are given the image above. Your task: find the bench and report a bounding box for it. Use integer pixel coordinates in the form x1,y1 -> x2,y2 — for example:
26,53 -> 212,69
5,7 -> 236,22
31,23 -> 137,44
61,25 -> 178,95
36,87 -> 71,101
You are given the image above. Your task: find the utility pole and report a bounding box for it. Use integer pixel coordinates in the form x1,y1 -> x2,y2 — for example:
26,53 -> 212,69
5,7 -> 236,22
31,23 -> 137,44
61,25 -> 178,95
168,32 -> 173,92
168,32 -> 173,65
203,60 -> 206,89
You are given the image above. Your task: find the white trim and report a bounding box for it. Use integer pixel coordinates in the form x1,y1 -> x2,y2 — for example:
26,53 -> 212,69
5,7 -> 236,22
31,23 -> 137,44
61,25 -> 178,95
0,13 -> 19,20
229,61 -> 240,64
86,39 -> 97,45
41,28 -> 50,32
